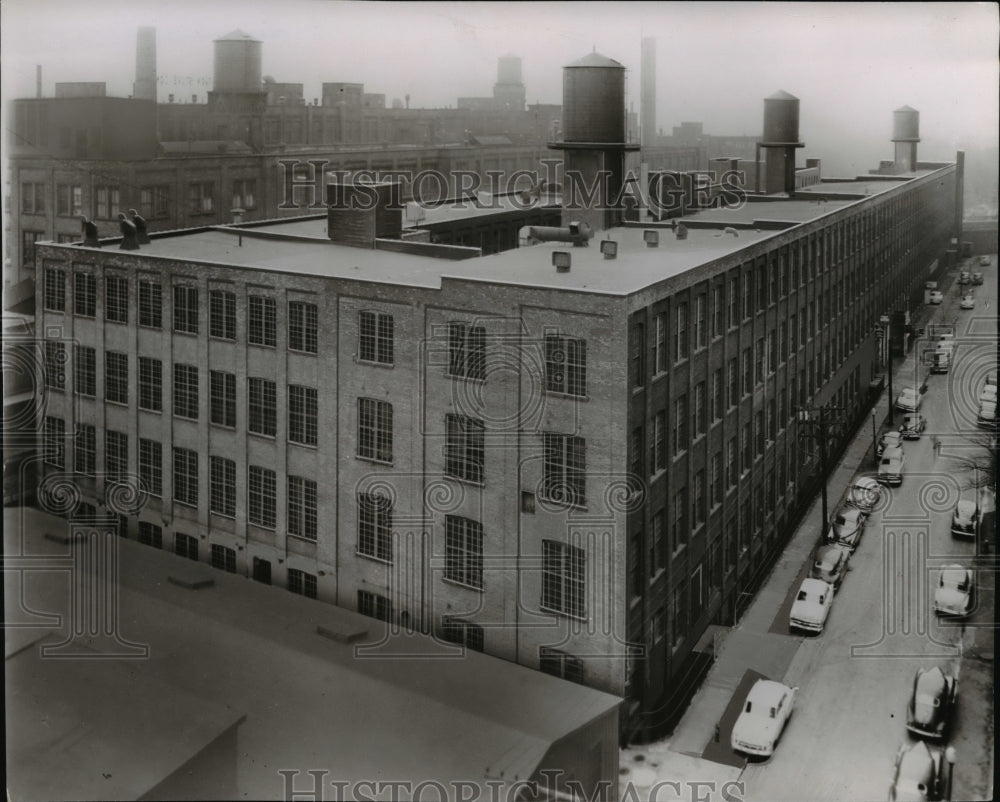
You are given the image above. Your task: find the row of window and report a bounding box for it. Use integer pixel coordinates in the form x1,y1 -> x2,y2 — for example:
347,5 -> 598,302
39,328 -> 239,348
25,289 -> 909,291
22,179 -> 257,219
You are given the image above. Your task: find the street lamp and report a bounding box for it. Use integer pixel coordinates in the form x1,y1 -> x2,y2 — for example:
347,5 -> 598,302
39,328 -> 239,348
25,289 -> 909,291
871,409 -> 878,462
944,746 -> 956,801
879,314 -> 894,427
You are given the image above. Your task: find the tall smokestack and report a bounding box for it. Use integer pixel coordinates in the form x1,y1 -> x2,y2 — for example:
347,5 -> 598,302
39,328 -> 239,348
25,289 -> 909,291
134,27 -> 157,101
641,38 -> 656,148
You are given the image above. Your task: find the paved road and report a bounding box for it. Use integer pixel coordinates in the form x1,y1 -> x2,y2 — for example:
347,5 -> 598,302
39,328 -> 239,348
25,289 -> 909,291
739,256 -> 997,802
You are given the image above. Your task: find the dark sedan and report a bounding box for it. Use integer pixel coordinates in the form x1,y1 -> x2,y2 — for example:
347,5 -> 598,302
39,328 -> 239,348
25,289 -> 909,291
906,666 -> 957,740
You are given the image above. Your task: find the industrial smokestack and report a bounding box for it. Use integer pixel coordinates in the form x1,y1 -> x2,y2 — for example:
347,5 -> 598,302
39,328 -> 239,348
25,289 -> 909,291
641,38 -> 656,149
134,27 -> 157,101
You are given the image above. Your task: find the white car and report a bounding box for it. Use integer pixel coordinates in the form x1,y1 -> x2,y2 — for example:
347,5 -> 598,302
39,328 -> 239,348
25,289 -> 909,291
827,506 -> 867,551
960,294 -> 975,310
789,578 -> 835,633
730,679 -> 797,757
889,741 -> 944,801
927,291 -> 943,305
933,565 -> 974,617
895,387 -> 921,412
978,254 -> 991,266
877,430 -> 904,456
950,499 -> 978,539
847,476 -> 882,513
980,384 -> 998,405
878,445 -> 905,487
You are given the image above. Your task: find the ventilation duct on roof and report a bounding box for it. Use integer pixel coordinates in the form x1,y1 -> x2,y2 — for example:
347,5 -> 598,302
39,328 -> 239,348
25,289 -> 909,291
520,221 -> 594,247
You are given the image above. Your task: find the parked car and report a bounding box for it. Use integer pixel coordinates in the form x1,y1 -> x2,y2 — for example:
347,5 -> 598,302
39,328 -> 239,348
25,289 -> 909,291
927,290 -> 943,304
978,254 -> 991,266
888,741 -> 944,802
987,372 -> 998,389
960,294 -> 975,310
878,430 -> 904,456
977,401 -> 997,429
878,445 -> 905,487
950,499 -> 978,539
899,414 -> 926,440
929,350 -> 950,374
896,387 -> 921,412
827,506 -> 867,551
811,543 -> 852,589
730,679 -> 797,757
971,271 -> 984,285
933,565 -> 974,617
847,476 -> 882,512
906,666 -> 958,740
789,578 -> 835,633
958,271 -> 971,284
980,384 -> 997,405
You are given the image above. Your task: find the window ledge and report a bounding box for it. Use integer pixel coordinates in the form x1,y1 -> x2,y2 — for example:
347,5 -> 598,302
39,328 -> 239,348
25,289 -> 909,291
356,358 -> 395,368
357,455 -> 394,467
356,551 -> 392,566
539,604 -> 587,622
544,390 -> 589,402
442,577 -> 484,593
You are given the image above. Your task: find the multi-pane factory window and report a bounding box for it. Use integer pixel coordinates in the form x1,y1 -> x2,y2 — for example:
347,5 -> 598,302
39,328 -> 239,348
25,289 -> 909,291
56,184 -> 82,217
651,510 -> 666,574
287,476 -> 317,541
727,438 -> 737,488
649,313 -> 664,375
693,382 -> 706,437
173,448 -> 199,507
755,411 -> 765,456
139,438 -> 161,496
713,284 -> 724,338
231,178 -> 257,210
711,453 -> 722,507
695,293 -> 706,349
652,411 -> 666,473
44,341 -> 65,390
728,276 -> 739,328
728,358 -> 738,409
173,364 -> 199,420
539,647 -> 584,684
442,618 -> 485,652
248,295 -> 277,347
693,470 -> 705,526
138,280 -> 162,328
674,303 -> 688,362
741,424 -> 751,474
21,182 -> 45,214
188,181 -> 214,214
43,417 -> 65,468
173,285 -> 199,334
139,185 -> 170,219
712,369 -> 723,421
175,533 -> 199,561
768,329 -> 777,373
210,371 -> 236,428
248,465 -> 277,529
44,268 -> 65,311
630,427 -> 644,478
358,398 -> 393,463
209,456 -> 236,517
105,275 -> 128,324
449,322 -> 486,380
357,589 -> 390,619
288,301 -> 318,353
358,310 -> 394,364
104,430 -> 128,484
209,290 -> 236,339
357,492 -> 392,562
95,186 -> 119,219
541,540 -> 585,618
629,323 -> 645,388
754,338 -> 764,385
541,432 -> 585,506
75,424 -> 96,476
138,357 -> 162,412
742,347 -> 751,396
138,522 -> 163,549
74,345 -> 96,396
743,269 -> 753,319
673,395 -> 687,455
445,414 -> 485,484
544,335 -> 587,396
105,351 -> 128,405
211,544 -> 237,574
74,273 -> 96,317
445,515 -> 484,589
248,378 -> 277,436
288,385 -> 318,446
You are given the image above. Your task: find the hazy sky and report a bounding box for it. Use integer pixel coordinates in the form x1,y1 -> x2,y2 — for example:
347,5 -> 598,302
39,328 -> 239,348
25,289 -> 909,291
2,1 -> 997,174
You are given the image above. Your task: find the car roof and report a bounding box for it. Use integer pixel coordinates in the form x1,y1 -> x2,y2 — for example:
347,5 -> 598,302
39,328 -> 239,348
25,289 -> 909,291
747,679 -> 790,704
956,499 -> 977,515
799,577 -> 830,595
915,666 -> 947,693
839,507 -> 862,519
883,446 -> 904,458
940,565 -> 969,583
853,476 -> 879,489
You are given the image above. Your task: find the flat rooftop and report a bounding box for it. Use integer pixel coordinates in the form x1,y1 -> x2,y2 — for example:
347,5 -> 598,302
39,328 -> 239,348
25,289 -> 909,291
5,507 -> 621,800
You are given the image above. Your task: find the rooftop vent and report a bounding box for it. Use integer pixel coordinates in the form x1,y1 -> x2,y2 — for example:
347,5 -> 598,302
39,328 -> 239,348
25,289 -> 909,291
553,251 -> 572,272
600,240 -> 618,260
675,223 -> 688,241
723,226 -> 739,237
644,229 -> 660,247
